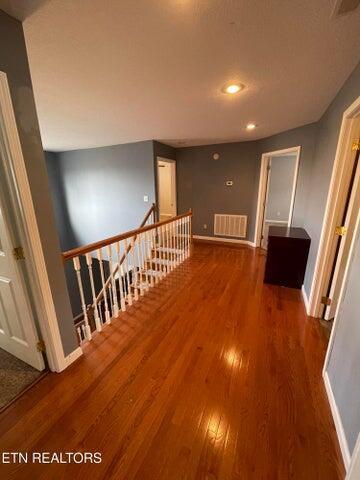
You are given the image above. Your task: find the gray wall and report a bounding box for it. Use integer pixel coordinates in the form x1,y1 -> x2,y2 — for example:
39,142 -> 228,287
45,141 -> 157,315
327,227 -> 360,455
266,154 -> 297,221
176,141 -> 260,241
46,141 -> 156,251
0,10 -> 77,356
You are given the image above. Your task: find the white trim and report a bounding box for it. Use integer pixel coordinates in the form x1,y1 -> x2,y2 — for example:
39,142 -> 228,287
0,71 -> 77,372
193,234 -> 255,247
323,371 -> 351,469
308,95 -> 360,318
63,346 -> 83,369
301,284 -> 310,315
264,219 -> 288,224
254,146 -> 301,247
347,434 -> 360,479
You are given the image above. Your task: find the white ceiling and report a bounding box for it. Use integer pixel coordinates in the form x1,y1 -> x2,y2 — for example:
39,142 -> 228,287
2,0 -> 360,151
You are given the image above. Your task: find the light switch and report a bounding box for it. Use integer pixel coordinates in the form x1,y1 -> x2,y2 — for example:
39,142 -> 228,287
143,195 -> 149,202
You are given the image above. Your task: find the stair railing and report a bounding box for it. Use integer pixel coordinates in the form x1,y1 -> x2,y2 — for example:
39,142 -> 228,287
62,208 -> 192,343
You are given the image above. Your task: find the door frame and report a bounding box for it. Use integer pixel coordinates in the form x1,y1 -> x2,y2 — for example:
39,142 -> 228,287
156,156 -> 177,218
254,146 -> 301,248
308,95 -> 360,318
0,71 -> 78,372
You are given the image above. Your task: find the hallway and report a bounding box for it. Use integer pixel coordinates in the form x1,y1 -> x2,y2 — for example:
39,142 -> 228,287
0,242 -> 344,479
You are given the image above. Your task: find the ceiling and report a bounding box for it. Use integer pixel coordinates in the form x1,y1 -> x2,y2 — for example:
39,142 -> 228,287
2,0 -> 360,151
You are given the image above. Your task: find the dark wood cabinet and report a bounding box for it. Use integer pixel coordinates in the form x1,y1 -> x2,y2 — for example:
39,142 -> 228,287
264,226 -> 311,289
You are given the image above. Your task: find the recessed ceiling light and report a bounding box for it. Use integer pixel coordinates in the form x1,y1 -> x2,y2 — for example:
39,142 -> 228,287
222,83 -> 244,95
246,123 -> 257,130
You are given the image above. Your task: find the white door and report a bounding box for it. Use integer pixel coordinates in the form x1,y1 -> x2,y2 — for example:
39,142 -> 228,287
324,124 -> 360,320
157,157 -> 177,221
0,203 -> 45,370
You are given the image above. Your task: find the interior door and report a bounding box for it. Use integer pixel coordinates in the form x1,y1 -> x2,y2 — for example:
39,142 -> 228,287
0,203 -> 45,370
157,158 -> 177,220
324,126 -> 360,320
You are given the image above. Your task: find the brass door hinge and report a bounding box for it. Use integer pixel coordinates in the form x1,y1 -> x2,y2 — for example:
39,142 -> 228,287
37,339 -> 46,352
13,246 -> 25,260
321,296 -> 332,306
335,226 -> 347,236
352,139 -> 360,151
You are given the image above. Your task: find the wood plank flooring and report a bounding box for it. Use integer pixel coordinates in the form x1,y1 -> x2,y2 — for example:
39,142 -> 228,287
0,242 -> 345,479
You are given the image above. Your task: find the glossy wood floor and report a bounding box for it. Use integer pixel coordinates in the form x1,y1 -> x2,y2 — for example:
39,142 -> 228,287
0,243 -> 344,479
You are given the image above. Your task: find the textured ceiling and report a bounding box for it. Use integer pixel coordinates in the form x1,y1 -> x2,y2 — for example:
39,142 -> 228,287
5,0 -> 360,150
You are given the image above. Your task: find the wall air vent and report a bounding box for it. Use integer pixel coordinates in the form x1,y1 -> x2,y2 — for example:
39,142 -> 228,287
214,214 -> 247,238
332,0 -> 360,16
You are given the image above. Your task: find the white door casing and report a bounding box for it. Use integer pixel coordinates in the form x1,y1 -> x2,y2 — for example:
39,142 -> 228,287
0,200 -> 44,370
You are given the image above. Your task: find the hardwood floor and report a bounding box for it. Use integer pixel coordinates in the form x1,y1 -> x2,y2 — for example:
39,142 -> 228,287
0,243 -> 344,479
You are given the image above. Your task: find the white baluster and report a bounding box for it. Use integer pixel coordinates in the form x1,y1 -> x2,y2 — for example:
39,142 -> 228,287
186,216 -> 190,258
131,237 -> 139,301
141,232 -> 150,291
135,236 -> 144,296
170,220 -> 175,270
124,238 -> 133,305
146,230 -> 154,287
154,227 -> 161,282
76,326 -> 82,343
164,223 -> 171,272
107,244 -> 119,317
115,241 -> 126,312
181,218 -> 185,262
97,248 -> 111,324
73,256 -> 92,341
85,253 -> 102,332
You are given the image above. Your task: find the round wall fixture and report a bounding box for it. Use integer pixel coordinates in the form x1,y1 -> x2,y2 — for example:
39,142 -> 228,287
213,153 -> 220,160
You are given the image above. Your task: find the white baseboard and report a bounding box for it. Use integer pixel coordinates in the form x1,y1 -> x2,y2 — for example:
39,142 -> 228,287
59,346 -> 83,372
323,371 -> 350,469
301,284 -> 310,315
193,235 -> 255,248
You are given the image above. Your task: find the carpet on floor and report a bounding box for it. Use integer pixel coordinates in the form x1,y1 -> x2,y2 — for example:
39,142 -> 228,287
0,348 -> 44,410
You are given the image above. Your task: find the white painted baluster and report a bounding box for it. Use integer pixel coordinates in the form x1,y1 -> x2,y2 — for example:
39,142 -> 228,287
175,219 -> 180,266
107,244 -> 119,317
161,225 -> 168,275
153,227 -> 161,282
170,220 -> 175,269
165,223 -> 170,273
131,237 -> 139,301
124,238 -> 133,305
85,253 -> 102,332
73,256 -> 92,341
146,230 -> 154,287
141,232 -> 150,290
135,236 -> 144,296
138,232 -> 145,291
115,241 -> 126,312
76,326 -> 82,344
97,248 -> 111,324
182,218 -> 186,262
186,216 -> 190,258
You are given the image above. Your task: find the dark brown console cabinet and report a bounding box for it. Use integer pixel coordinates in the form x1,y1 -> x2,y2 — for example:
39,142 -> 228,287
264,226 -> 311,289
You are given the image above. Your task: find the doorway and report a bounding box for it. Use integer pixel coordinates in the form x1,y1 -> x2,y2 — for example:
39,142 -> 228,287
254,147 -> 301,249
308,96 -> 360,319
321,117 -> 360,320
157,157 -> 177,221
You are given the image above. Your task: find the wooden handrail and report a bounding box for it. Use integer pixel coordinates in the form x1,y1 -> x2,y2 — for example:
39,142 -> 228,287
62,209 -> 192,262
94,203 -> 155,304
